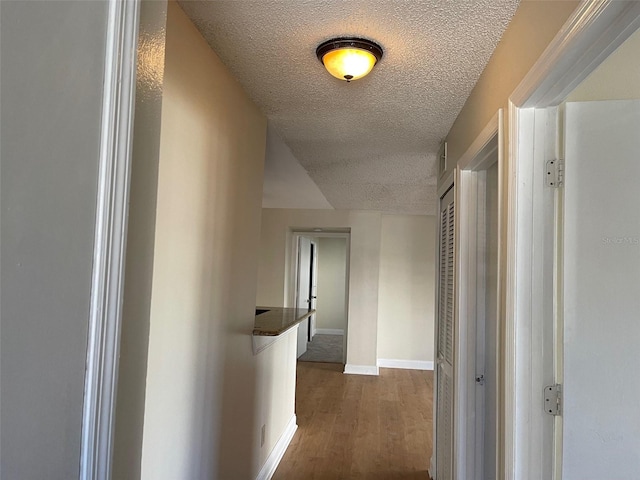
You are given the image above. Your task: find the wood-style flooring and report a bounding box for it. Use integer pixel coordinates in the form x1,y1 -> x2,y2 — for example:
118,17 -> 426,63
273,362 -> 434,480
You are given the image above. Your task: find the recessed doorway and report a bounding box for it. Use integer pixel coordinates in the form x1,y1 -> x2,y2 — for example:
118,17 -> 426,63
292,231 -> 350,365
452,111 -> 502,479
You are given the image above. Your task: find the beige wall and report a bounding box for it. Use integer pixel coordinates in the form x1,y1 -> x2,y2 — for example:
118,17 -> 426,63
139,3 -> 290,479
315,237 -> 348,332
257,209 -> 437,367
257,208 -> 382,368
377,215 -> 436,363
443,0 -> 578,174
567,26 -> 640,102
255,328 -> 298,460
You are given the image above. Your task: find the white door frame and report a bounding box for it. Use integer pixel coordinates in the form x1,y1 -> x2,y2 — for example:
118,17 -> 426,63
290,230 -> 351,363
432,114 -> 503,480
309,239 -> 319,338
506,1 -> 640,478
455,110 -> 503,480
294,236 -> 314,357
80,0 -> 141,478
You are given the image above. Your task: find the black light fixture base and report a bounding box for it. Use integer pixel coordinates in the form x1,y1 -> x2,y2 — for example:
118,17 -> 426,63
315,38 -> 384,64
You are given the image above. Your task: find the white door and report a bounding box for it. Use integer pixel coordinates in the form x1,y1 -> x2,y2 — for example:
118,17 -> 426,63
562,100 -> 640,479
296,237 -> 312,358
309,241 -> 318,339
436,186 -> 455,480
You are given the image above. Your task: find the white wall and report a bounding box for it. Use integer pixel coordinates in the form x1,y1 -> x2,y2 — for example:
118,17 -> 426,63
559,28 -> 640,480
257,208 -> 382,369
139,3 -> 291,479
315,238 -> 348,332
377,215 -> 436,365
0,2 -> 108,478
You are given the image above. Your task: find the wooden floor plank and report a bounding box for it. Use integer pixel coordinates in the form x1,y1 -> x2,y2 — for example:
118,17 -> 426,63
273,362 -> 433,480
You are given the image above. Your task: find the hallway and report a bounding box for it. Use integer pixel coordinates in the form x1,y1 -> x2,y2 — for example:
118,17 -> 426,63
299,334 -> 344,364
273,362 -> 433,479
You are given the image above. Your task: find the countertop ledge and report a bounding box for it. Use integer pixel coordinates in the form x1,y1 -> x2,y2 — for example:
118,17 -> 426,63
253,306 -> 315,336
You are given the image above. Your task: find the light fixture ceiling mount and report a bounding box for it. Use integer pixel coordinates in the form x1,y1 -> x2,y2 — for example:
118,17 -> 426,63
316,37 -> 383,82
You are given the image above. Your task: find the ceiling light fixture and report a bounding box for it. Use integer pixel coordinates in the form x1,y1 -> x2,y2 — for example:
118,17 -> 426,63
316,37 -> 383,82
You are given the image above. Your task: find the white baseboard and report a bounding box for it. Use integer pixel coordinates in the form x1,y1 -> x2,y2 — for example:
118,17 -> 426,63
343,364 -> 379,376
377,359 -> 434,371
315,328 -> 344,335
255,415 -> 297,480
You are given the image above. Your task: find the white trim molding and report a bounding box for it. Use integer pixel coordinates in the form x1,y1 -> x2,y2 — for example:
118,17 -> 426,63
457,110 -> 501,171
344,364 -> 379,376
453,109 -> 503,480
429,459 -> 436,480
512,0 -> 640,108
377,359 -> 434,371
503,100 -> 520,480
80,0 -> 140,478
255,415 -> 298,480
315,328 -> 344,336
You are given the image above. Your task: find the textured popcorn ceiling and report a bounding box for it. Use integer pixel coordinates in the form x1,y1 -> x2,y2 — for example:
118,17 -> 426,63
179,0 -> 519,214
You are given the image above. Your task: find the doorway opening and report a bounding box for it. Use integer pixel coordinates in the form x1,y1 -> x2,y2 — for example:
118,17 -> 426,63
433,110 -> 503,480
507,4 -> 640,478
294,236 -> 317,358
435,110 -> 502,480
458,123 -> 500,480
291,231 -> 350,365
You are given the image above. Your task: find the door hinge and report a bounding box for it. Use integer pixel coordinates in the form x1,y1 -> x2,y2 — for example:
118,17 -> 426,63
545,159 -> 564,188
544,384 -> 562,416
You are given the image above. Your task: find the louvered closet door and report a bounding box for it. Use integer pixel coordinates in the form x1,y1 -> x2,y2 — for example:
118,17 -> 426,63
436,186 -> 455,480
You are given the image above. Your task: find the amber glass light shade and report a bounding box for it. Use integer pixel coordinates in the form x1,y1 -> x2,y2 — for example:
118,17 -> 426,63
316,38 -> 383,82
